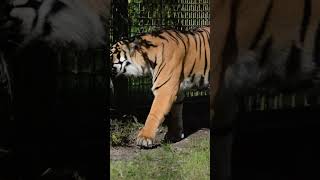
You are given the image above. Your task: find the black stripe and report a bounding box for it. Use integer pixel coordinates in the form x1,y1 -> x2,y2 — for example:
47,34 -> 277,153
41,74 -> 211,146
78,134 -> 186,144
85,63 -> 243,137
15,0 -> 42,8
32,13 -> 39,29
142,52 -> 157,69
154,56 -> 158,67
199,32 -> 204,61
185,34 -> 190,47
300,0 -> 311,43
199,32 -> 208,74
148,58 -> 157,69
221,0 -> 240,67
40,1 -> 68,37
191,74 -> 196,82
202,28 -> 210,46
199,76 -> 204,87
124,41 -> 130,48
124,61 -> 131,67
141,39 -> 157,48
140,64 -> 144,73
124,53 -> 128,60
174,31 -> 187,53
173,30 -> 184,41
154,76 -> 172,90
194,33 -> 198,52
165,30 -> 179,44
42,21 -> 52,36
249,0 -> 273,50
204,41 -> 208,74
158,34 -> 169,42
259,37 -> 273,66
141,52 -> 157,69
154,63 -> 165,83
114,60 -> 124,71
286,44 -> 301,76
153,44 -> 166,83
313,23 -> 320,65
51,0 -> 67,14
188,59 -> 196,77
23,0 -> 43,30
202,28 -> 210,38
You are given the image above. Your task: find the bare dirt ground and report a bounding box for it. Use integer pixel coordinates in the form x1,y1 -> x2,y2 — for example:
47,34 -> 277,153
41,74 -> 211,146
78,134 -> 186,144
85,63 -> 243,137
110,128 -> 210,161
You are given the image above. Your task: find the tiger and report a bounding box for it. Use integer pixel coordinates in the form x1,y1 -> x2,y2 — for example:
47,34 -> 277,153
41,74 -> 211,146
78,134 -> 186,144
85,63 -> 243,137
110,26 -> 210,148
211,1 -> 320,179
0,0 -> 109,50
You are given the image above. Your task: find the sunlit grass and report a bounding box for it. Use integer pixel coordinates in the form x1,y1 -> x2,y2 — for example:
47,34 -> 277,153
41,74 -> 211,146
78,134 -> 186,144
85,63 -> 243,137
111,135 -> 209,180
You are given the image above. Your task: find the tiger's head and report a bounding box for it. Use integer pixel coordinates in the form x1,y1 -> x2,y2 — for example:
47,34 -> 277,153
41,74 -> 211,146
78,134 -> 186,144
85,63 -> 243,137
110,38 -> 155,78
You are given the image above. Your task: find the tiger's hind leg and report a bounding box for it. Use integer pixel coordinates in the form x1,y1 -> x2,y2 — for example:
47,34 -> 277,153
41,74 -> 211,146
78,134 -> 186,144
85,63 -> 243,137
213,58 -> 263,180
212,85 -> 238,180
164,92 -> 185,143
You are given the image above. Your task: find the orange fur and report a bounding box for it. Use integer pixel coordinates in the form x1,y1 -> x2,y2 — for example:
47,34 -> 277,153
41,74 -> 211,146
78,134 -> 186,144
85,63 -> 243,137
111,26 -> 210,147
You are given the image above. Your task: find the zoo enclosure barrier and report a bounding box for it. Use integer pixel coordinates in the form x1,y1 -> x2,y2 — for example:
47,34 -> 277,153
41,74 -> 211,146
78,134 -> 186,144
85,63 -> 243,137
110,0 -> 210,116
110,0 -> 320,116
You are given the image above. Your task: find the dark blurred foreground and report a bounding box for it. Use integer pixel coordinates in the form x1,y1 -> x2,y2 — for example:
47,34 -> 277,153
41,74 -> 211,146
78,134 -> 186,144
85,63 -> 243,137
233,106 -> 320,180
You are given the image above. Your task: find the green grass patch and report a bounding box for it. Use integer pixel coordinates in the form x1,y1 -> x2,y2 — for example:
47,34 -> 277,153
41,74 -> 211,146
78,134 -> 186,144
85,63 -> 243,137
111,136 -> 210,180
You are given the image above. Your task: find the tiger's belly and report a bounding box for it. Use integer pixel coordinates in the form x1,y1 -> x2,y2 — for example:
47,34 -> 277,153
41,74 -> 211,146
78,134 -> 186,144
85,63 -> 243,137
180,74 -> 209,91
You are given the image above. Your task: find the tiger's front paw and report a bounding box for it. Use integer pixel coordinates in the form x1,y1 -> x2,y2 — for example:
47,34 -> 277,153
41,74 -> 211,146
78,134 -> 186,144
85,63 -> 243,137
136,128 -> 156,148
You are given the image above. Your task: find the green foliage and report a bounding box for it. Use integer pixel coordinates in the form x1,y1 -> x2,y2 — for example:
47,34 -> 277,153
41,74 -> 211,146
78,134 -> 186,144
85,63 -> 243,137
128,0 -> 183,36
110,115 -> 143,146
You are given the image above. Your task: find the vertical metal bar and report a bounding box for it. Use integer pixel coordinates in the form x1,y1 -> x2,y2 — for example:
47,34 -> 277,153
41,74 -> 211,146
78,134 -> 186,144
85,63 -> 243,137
112,0 -> 130,114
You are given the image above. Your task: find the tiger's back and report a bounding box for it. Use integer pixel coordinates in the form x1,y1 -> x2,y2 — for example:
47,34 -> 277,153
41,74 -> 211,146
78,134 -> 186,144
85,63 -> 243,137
127,26 -> 210,90
178,26 -> 210,91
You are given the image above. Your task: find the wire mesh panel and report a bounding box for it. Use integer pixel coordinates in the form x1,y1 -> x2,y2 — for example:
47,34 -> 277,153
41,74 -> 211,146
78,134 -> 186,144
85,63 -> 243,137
242,88 -> 320,112
129,0 -> 210,35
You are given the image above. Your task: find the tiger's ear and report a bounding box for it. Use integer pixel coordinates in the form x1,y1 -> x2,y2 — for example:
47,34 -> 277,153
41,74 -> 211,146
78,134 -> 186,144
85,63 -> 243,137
129,38 -> 142,54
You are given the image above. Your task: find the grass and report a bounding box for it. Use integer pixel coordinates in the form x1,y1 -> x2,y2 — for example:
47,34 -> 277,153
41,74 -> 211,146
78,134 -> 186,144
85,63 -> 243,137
110,115 -> 143,146
110,135 -> 210,180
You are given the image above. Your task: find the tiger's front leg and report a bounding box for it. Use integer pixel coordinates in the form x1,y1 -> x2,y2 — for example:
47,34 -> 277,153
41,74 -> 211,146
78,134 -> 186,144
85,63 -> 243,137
136,75 -> 180,148
164,92 -> 185,143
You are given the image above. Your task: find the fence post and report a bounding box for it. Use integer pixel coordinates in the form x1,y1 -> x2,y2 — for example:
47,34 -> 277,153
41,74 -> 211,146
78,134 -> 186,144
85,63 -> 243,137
111,0 -> 130,114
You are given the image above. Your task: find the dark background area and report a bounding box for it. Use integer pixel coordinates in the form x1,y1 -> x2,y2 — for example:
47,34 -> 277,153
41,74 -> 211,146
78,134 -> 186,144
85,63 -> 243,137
0,40 -> 108,180
233,106 -> 320,180
0,0 -> 112,178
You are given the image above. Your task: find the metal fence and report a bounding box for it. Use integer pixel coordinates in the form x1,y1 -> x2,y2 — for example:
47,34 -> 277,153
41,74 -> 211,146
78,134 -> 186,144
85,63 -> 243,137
129,0 -> 210,35
241,88 -> 320,112
128,0 -> 210,98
